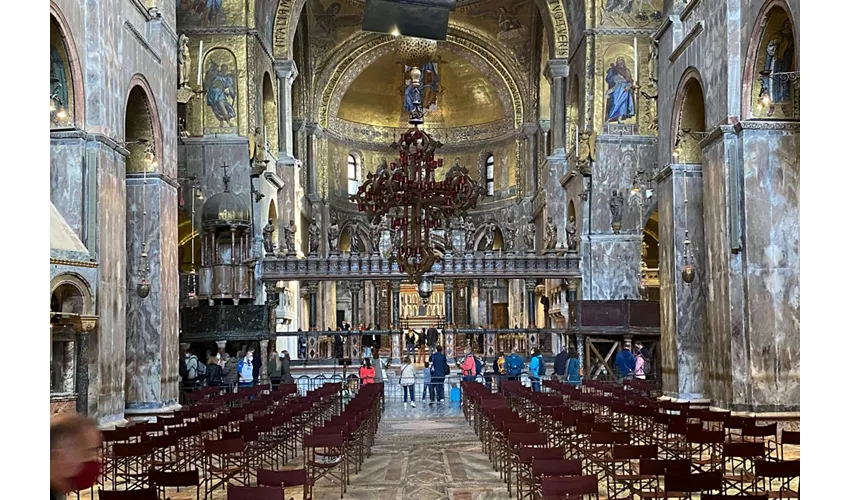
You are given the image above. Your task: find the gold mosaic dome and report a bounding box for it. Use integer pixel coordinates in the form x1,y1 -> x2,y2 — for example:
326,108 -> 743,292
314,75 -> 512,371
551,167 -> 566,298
201,190 -> 250,227
394,36 -> 438,66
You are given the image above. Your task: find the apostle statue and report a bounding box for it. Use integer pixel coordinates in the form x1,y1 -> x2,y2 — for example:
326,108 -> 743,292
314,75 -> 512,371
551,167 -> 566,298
504,213 -> 518,252
444,222 -> 454,253
308,218 -> 320,255
483,219 -> 496,252
177,34 -> 191,89
328,216 -> 340,253
262,219 -> 275,254
566,215 -> 578,252
250,127 -> 266,169
369,218 -> 383,253
610,189 -> 625,234
349,225 -> 361,254
544,216 -> 557,251
464,217 -> 477,252
577,129 -> 596,168
283,220 -> 296,254
523,220 -> 536,251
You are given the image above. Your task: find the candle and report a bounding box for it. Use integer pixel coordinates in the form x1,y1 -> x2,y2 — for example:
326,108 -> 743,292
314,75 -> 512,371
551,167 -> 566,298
197,40 -> 204,86
633,37 -> 638,84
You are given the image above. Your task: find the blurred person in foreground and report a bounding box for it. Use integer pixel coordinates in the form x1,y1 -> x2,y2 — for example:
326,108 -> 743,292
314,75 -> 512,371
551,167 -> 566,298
51,414 -> 102,500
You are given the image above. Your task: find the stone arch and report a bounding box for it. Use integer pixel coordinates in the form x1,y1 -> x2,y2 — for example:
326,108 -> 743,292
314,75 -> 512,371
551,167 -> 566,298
671,68 -> 706,164
50,2 -> 85,128
316,33 -> 524,130
50,273 -> 94,316
742,0 -> 798,120
124,75 -> 164,173
262,71 -> 279,155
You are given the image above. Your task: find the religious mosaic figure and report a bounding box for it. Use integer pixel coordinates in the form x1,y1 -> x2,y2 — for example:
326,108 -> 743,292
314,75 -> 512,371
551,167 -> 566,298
566,215 -> 578,252
404,62 -> 440,114
610,189 -> 625,234
284,220 -> 296,254
759,19 -> 795,116
177,34 -> 191,89
308,218 -> 320,254
605,57 -> 635,123
544,217 -> 558,251
524,220 -> 536,251
262,219 -> 275,254
483,219 -> 496,252
497,6 -> 523,32
328,217 -> 340,253
204,61 -> 236,127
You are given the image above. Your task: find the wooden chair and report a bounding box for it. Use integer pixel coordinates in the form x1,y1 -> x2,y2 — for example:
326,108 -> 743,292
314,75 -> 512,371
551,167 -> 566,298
226,485 -> 285,500
112,442 -> 153,490
149,469 -> 200,500
203,438 -> 249,498
540,474 -> 599,499
303,432 -> 346,500
754,459 -> 799,499
257,468 -> 308,500
97,489 -> 157,500
721,442 -> 765,495
663,471 -> 723,499
778,431 -> 799,461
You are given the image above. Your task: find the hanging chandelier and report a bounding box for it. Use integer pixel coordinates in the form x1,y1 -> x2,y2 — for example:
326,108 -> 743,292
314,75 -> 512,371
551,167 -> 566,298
349,65 -> 483,284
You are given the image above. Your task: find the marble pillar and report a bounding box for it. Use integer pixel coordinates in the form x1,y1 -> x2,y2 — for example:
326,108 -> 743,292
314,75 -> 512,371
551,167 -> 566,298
391,281 -> 400,328
656,164 -> 707,400
216,340 -> 227,355
480,279 -> 497,328
125,174 -> 180,414
259,339 -> 269,384
454,279 -> 469,327
524,280 -> 537,328
521,123 -> 539,195
350,281 -> 363,327
305,281 -> 318,329
275,60 -> 301,227
75,324 -> 92,415
63,341 -> 76,393
545,60 -> 569,155
444,281 -> 454,326
508,279 -> 522,328
305,122 -> 322,199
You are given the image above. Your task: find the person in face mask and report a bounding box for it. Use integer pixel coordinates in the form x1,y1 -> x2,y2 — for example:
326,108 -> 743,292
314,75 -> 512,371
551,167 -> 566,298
50,414 -> 102,499
238,349 -> 255,387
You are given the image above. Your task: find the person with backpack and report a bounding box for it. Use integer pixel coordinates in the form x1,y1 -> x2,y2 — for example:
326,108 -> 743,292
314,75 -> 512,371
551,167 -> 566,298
184,348 -> 200,390
221,353 -> 239,391
460,351 -> 476,383
566,348 -> 582,386
614,342 -> 636,382
529,348 -> 545,392
504,350 -> 523,381
553,346 -> 568,382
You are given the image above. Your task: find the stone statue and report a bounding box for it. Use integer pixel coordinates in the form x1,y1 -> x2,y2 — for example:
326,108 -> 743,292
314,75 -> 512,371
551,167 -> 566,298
610,189 -> 625,234
283,220 -> 296,254
308,218 -> 320,254
544,217 -> 557,251
328,217 -> 340,253
177,34 -> 191,89
262,219 -> 275,254
369,218 -> 383,252
349,225 -> 361,253
577,130 -> 596,167
391,225 -> 402,253
523,220 -> 536,251
649,40 -> 659,84
483,219 -> 496,252
566,215 -> 578,252
464,218 -> 477,252
504,213 -> 518,252
251,127 -> 266,167
444,222 -> 454,253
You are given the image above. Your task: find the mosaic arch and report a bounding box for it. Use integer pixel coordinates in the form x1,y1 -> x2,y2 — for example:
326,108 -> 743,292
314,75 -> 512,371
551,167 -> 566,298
50,3 -> 84,128
124,75 -> 164,174
743,0 -> 798,120
316,34 -> 525,131
671,68 -> 706,165
271,0 -> 567,60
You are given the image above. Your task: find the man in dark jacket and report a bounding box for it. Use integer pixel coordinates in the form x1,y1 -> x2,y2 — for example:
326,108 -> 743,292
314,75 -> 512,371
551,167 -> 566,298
614,342 -> 636,382
428,345 -> 450,404
553,346 -> 568,381
281,350 -> 294,384
221,353 -> 239,391
426,326 -> 438,350
267,348 -> 282,390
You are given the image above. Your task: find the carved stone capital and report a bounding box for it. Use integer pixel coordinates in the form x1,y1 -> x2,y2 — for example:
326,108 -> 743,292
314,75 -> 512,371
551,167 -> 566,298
79,315 -> 98,333
274,59 -> 299,82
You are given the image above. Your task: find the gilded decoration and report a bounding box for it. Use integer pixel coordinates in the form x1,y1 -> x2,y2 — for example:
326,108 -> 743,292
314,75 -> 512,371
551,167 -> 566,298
597,0 -> 664,29
542,0 -> 570,58
177,0 -> 246,27
750,7 -> 797,120
593,36 -> 654,135
328,117 -> 513,146
50,18 -> 74,128
202,48 -> 239,133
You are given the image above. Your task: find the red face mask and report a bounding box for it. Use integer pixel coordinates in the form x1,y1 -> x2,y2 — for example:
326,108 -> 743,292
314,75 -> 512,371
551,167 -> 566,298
68,460 -> 101,491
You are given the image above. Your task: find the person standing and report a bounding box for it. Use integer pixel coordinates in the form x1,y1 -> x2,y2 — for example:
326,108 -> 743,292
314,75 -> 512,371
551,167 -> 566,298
553,346 -> 568,382
238,350 -> 255,387
206,355 -> 223,389
406,330 -> 416,358
222,353 -> 238,391
566,348 -> 582,386
614,342 -> 636,382
417,328 -> 427,363
460,351 -> 476,383
492,352 -> 506,392
359,358 -> 375,385
422,361 -> 434,404
529,348 -> 544,392
429,345 -> 449,404
400,356 -> 417,408
50,414 -> 103,500
184,348 -> 200,391
281,350 -> 294,384
267,347 -> 282,390
427,325 -> 438,352
297,328 -> 307,362
634,347 -> 646,380
504,350 -> 524,381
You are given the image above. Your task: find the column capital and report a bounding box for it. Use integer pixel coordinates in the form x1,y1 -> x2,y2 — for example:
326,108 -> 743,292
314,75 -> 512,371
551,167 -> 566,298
274,59 -> 298,81
545,59 -> 570,81
349,280 -> 364,293
391,281 -> 401,292
481,278 -> 498,289
215,340 -> 228,351
303,281 -> 319,294
525,279 -> 538,292
443,280 -> 454,293
305,121 -> 324,138
520,122 -> 539,139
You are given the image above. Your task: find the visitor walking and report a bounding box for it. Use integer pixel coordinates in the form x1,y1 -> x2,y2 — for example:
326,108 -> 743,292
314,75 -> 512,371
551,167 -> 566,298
222,353 -> 238,391
429,345 -> 450,404
400,356 -> 417,407
267,347 -> 282,390
206,355 -> 223,388
490,352 -> 506,391
406,330 -> 416,358
281,350 -> 294,384
359,358 -> 375,385
614,342 -> 636,382
553,346 -> 568,381
566,348 -> 582,386
238,350 -> 255,387
50,414 -> 103,500
422,361 -> 434,404
529,348 -> 545,392
460,351 -> 476,383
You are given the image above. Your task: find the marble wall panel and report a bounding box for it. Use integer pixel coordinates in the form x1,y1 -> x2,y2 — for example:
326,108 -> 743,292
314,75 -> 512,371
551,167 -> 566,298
586,235 -> 642,300
51,138 -> 87,239
657,174 -> 678,394
95,144 -> 127,424
591,136 -> 657,235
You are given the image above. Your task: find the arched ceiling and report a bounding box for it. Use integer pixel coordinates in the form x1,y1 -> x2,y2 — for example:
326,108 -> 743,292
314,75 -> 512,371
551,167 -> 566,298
337,49 -> 507,129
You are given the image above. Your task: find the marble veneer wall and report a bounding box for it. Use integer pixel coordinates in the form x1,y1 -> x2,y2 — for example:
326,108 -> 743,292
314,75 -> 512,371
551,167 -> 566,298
657,164 -> 707,400
582,136 -> 657,300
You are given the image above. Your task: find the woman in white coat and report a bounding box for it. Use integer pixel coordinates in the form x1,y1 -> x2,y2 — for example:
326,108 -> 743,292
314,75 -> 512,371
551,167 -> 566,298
399,356 -> 417,408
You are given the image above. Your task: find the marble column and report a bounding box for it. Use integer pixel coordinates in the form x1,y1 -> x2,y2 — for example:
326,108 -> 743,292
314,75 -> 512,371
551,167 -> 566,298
444,281 -> 454,326
350,281 -> 363,327
63,340 -> 76,393
545,60 -> 570,154
480,279 -> 496,327
216,340 -> 227,356
567,279 -> 579,302
304,122 -> 323,199
259,339 -> 270,384
391,281 -> 400,328
124,174 -> 180,414
274,60 -> 301,227
525,280 -> 537,328
521,123 -> 539,195
304,281 -> 319,330
74,320 -> 94,415
454,279 -> 469,327
656,164 -> 707,400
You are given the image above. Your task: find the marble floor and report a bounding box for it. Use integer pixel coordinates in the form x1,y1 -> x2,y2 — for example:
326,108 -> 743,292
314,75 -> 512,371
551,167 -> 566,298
87,402 -> 800,499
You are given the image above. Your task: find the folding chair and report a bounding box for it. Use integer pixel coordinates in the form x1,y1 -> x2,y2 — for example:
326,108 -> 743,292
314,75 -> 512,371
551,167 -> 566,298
530,459 -> 583,500
203,438 -> 249,498
304,432 -> 345,500
663,471 -> 722,499
540,474 -> 599,499
112,442 -> 153,490
721,442 -> 765,495
754,459 -> 799,499
778,430 -> 799,461
227,485 -> 285,500
97,489 -> 157,500
257,468 -> 308,499
603,444 -> 658,500
149,469 -> 200,500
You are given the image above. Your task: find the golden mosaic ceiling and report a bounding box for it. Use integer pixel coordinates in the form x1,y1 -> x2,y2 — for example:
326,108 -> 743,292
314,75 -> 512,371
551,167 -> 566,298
336,50 -> 507,128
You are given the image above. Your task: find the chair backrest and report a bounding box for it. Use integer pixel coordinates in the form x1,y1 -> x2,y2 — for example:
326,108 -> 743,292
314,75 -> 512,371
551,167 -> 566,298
755,459 -> 800,478
149,469 -> 200,487
227,485 -> 285,500
781,430 -> 800,445
203,437 -> 246,455
532,458 -> 583,477
304,432 -> 344,448
702,495 -> 768,500
97,489 -> 158,500
257,468 -> 308,487
742,423 -> 777,439
518,447 -> 565,463
664,471 -> 722,493
722,442 -> 765,458
639,459 -> 690,477
541,475 -> 599,497
611,444 -> 658,460
589,431 -> 630,445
